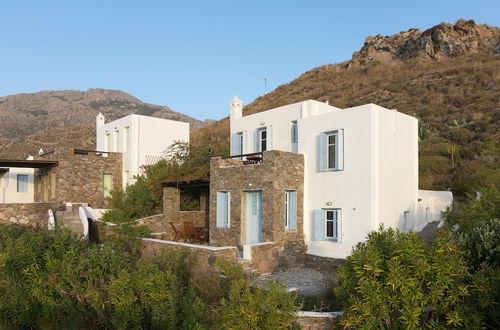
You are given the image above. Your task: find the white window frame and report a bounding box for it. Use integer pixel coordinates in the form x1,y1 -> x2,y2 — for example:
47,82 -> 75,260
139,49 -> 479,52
324,209 -> 341,241
326,131 -> 338,170
17,174 -> 29,193
258,128 -> 267,152
291,121 -> 298,144
103,173 -> 113,198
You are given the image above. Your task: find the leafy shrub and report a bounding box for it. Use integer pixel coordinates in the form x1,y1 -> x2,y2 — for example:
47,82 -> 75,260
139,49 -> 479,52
457,218 -> 500,270
213,261 -> 297,329
336,227 -> 486,329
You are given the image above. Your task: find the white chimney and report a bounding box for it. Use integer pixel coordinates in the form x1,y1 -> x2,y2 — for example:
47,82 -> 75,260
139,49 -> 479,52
96,112 -> 105,127
230,96 -> 243,120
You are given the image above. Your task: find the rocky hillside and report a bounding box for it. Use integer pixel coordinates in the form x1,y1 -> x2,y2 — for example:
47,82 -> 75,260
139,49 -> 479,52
350,18 -> 499,65
192,19 -> 499,196
0,88 -> 210,158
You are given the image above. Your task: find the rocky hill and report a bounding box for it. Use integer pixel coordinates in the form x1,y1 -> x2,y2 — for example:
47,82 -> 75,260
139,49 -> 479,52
192,19 -> 499,196
0,88 -> 210,158
350,19 -> 499,65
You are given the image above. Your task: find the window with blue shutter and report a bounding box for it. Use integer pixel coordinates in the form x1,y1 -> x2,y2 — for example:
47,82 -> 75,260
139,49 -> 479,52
266,125 -> 273,150
216,191 -> 230,228
231,132 -> 245,157
285,191 -> 297,231
319,129 -> 344,171
313,209 -> 342,242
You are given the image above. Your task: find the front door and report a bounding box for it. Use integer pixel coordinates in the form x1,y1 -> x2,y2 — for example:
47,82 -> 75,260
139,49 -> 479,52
246,191 -> 262,244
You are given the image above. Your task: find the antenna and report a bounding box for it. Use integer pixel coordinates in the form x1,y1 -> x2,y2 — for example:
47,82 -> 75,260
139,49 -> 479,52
264,76 -> 268,95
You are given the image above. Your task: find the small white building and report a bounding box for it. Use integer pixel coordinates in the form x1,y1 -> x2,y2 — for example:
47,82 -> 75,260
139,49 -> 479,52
228,97 -> 452,259
0,167 -> 34,203
96,113 -> 190,186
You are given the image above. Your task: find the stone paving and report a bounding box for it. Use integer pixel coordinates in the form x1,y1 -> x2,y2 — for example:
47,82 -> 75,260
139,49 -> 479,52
254,268 -> 327,295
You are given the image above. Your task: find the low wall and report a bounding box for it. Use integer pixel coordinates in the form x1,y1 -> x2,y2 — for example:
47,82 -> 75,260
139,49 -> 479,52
243,240 -> 307,274
141,238 -> 238,277
134,214 -> 167,233
304,254 -> 346,276
413,189 -> 453,232
296,311 -> 341,329
0,203 -> 51,228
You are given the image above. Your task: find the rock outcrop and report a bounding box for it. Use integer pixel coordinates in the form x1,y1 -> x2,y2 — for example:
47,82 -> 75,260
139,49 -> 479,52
351,19 -> 499,65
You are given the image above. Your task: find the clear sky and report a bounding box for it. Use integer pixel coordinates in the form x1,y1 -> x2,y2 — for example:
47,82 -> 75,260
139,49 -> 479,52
1,0 -> 498,120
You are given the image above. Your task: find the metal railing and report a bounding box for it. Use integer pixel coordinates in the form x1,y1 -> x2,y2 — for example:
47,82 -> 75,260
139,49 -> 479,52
222,152 -> 263,164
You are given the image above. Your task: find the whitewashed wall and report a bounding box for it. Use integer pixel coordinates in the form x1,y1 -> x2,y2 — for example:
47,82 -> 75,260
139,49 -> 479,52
0,168 -> 34,203
97,114 -> 189,186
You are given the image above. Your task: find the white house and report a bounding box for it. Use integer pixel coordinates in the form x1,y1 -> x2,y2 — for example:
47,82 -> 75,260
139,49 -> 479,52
228,97 -> 452,259
0,167 -> 34,203
96,113 -> 190,186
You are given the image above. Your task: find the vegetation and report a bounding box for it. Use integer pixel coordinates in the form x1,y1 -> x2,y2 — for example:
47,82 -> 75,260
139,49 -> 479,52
102,133 -> 228,223
335,227 -> 495,329
0,224 -> 296,329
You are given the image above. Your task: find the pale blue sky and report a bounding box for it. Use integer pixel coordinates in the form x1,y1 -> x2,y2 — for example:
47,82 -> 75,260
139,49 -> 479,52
1,0 -> 498,120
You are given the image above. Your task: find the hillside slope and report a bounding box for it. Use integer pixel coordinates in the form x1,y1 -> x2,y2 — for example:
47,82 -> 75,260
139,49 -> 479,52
192,19 -> 499,195
0,88 -> 214,158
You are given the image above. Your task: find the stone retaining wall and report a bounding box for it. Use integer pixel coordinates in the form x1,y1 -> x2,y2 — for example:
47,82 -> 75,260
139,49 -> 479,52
141,238 -> 238,277
296,311 -> 341,329
134,214 -> 167,233
0,203 -> 51,228
305,253 -> 346,274
245,241 -> 306,274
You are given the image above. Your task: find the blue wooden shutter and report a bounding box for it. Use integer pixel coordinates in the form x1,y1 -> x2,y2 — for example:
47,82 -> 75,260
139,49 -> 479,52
254,130 -> 259,153
242,131 -> 247,154
319,133 -> 327,171
337,129 -> 344,170
289,191 -> 297,230
216,192 -> 226,228
225,192 -> 231,227
230,134 -> 240,156
266,125 -> 273,150
313,209 -> 325,240
336,209 -> 342,242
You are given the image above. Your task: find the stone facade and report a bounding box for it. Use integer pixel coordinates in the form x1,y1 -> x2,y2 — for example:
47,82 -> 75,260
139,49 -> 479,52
34,148 -> 122,209
209,150 -> 305,249
162,185 -> 209,239
0,202 -> 52,228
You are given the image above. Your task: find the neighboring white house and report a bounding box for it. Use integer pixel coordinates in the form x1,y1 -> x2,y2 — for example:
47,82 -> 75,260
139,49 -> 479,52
0,167 -> 34,203
96,113 -> 190,186
229,97 -> 452,259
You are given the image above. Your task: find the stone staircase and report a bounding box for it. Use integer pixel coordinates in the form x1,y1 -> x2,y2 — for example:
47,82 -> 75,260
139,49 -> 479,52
237,250 -> 258,276
55,203 -> 86,235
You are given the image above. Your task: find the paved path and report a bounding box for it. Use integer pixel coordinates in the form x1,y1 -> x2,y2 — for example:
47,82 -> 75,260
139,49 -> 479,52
254,268 -> 326,295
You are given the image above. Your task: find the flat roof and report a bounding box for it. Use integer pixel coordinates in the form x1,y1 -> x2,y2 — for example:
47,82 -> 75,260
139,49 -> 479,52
161,176 -> 210,188
0,159 -> 59,169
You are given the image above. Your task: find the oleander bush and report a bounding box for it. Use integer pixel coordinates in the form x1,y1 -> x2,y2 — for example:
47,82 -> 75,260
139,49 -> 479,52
336,227 -> 495,329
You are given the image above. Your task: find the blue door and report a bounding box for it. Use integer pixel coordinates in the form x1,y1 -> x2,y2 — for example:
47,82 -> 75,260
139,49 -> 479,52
246,191 -> 262,244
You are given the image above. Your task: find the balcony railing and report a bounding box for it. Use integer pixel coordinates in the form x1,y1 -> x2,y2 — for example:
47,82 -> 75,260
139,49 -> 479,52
222,152 -> 263,165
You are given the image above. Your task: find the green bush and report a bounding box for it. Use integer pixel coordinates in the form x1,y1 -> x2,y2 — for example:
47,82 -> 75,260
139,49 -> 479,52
213,262 -> 297,329
0,224 -> 297,329
336,227 -> 487,329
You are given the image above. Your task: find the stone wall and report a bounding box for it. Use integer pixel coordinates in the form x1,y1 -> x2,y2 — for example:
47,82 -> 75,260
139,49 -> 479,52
245,241 -> 307,274
0,203 -> 52,228
162,186 -> 209,239
305,253 -> 347,275
34,148 -> 122,209
295,311 -> 341,329
141,238 -> 238,278
209,150 -> 305,248
134,214 -> 167,233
